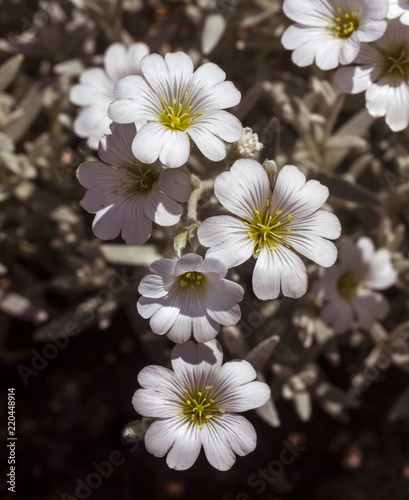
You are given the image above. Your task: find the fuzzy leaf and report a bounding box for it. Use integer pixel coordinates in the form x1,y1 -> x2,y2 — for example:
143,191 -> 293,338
0,53 -> 24,92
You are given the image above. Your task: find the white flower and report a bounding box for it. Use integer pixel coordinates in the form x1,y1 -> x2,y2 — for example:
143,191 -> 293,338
197,159 -> 341,300
76,123 -> 191,245
70,42 -> 150,149
281,0 -> 388,70
388,0 -> 409,25
108,51 -> 243,168
313,237 -> 397,333
235,126 -> 263,158
137,253 -> 244,343
132,339 -> 271,471
335,19 -> 409,132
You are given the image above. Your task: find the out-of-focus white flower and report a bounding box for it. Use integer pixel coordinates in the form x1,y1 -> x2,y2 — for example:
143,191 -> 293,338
235,127 -> 263,158
137,253 -> 244,343
132,339 -> 271,471
388,0 -> 409,25
76,123 -> 191,245
335,20 -> 409,132
70,42 -> 150,149
198,159 -> 341,300
281,0 -> 389,70
108,52 -> 243,168
313,237 -> 397,333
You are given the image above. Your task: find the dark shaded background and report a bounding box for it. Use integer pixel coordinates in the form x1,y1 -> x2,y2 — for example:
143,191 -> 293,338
2,307 -> 409,500
1,1 -> 409,499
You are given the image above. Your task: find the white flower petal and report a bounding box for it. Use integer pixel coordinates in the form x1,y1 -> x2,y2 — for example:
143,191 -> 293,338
202,415 -> 256,470
138,274 -> 169,298
321,299 -> 353,333
288,234 -> 338,267
159,130 -> 191,168
98,123 -> 136,167
252,246 -> 308,300
131,122 -> 168,164
143,190 -> 183,227
144,417 -> 179,458
198,216 -> 253,269
174,253 -> 204,275
194,62 -> 226,85
166,423 -> 202,470
137,296 -> 162,319
133,388 -> 179,418
214,158 -> 269,220
157,168 -> 191,203
353,290 -> 390,328
192,314 -> 220,343
188,127 -> 227,162
149,258 -> 177,276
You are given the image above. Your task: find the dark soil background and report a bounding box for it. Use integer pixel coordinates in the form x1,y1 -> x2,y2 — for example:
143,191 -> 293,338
2,304 -> 409,500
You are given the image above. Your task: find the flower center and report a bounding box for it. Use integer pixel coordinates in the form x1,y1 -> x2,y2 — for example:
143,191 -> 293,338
118,163 -> 158,198
178,271 -> 206,292
244,200 -> 292,254
337,271 -> 362,299
328,8 -> 360,39
380,45 -> 409,81
158,93 -> 203,132
179,387 -> 225,428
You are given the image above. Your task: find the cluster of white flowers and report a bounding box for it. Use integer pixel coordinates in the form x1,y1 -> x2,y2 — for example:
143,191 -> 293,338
281,0 -> 409,131
70,32 -> 400,471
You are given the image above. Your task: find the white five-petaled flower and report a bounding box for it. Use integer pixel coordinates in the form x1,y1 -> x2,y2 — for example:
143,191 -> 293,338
313,237 -> 397,333
133,339 -> 271,471
335,19 -> 409,132
76,123 -> 191,245
281,0 -> 389,70
108,51 -> 243,168
198,159 -> 341,300
70,42 -> 150,149
137,253 -> 244,343
388,0 -> 409,25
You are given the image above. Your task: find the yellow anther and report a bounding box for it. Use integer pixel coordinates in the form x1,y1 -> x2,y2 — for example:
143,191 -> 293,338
198,392 -> 203,397
205,385 -> 213,389
197,275 -> 203,280
276,210 -> 282,215
178,412 -> 184,417
180,280 -> 187,287
255,248 -> 261,254
243,221 -> 249,225
248,232 -> 253,239
186,400 -> 191,405
270,246 -> 277,251
205,414 -> 214,419
219,408 -> 226,414
345,13 -> 350,18
198,112 -> 204,116
160,95 -> 164,103
209,399 -> 215,404
186,272 -> 191,278
336,17 -> 341,22
184,389 -> 189,394
185,91 -> 188,100
255,210 -> 260,215
173,97 -> 176,104
286,229 -> 291,235
198,424 -> 206,429
266,198 -> 270,207
288,214 -> 293,221
285,244 -> 291,249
